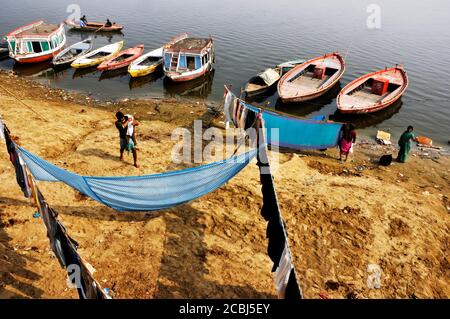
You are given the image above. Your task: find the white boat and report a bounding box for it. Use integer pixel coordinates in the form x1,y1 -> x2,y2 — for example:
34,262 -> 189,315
128,47 -> 163,77
52,38 -> 93,67
5,20 -> 66,64
163,33 -> 215,82
71,41 -> 124,68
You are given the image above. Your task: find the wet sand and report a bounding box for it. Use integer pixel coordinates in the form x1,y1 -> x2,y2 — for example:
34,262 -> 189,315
0,70 -> 448,299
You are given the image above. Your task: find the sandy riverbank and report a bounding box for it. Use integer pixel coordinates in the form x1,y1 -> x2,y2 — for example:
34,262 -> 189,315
0,70 -> 448,299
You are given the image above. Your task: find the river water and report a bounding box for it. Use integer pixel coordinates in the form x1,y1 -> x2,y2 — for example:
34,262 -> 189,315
1,0 -> 449,145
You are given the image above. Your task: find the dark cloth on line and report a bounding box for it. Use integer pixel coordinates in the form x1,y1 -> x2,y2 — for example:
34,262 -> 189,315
285,269 -> 302,299
256,118 -> 302,299
36,189 -> 106,299
244,109 -> 256,130
256,139 -> 287,271
3,125 -> 31,197
4,123 -> 106,299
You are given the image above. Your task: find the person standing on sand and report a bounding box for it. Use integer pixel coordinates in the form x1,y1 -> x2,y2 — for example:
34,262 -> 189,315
396,125 -> 417,163
115,111 -> 139,168
339,123 -> 356,163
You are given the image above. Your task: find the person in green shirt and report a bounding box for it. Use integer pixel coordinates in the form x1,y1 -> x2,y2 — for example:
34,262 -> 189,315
396,126 -> 417,163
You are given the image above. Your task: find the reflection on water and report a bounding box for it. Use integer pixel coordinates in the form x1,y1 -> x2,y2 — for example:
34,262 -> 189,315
72,66 -> 99,79
67,29 -> 124,42
13,61 -> 52,77
129,70 -> 163,90
99,68 -> 129,81
330,100 -> 403,129
163,69 -> 215,98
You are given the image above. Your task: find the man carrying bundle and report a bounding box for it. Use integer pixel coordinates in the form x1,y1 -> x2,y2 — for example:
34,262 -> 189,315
115,111 -> 139,168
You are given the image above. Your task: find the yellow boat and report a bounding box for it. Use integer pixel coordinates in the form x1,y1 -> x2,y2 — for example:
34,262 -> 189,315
71,41 -> 124,69
128,47 -> 163,77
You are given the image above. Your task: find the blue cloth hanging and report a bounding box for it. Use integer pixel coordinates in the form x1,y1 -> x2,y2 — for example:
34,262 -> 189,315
242,102 -> 342,150
18,145 -> 257,212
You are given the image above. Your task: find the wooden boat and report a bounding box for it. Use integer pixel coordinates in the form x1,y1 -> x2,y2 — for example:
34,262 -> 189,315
65,19 -> 123,32
278,52 -> 345,103
337,65 -> 408,114
276,59 -> 306,75
5,20 -> 66,64
97,44 -> 144,71
71,41 -> 124,68
163,33 -> 215,82
244,67 -> 281,97
52,38 -> 93,67
128,47 -> 163,77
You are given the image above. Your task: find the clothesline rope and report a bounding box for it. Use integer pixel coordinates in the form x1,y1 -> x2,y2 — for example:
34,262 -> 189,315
0,83 -> 49,122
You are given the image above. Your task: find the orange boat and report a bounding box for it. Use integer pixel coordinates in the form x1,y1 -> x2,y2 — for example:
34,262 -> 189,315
97,44 -> 144,71
337,65 -> 408,114
277,52 -> 345,103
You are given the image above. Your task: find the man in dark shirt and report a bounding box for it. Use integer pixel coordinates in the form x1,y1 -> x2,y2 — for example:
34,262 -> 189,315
115,111 -> 139,168
105,19 -> 112,27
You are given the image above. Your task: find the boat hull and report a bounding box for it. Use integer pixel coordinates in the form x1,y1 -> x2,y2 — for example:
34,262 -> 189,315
337,95 -> 403,114
165,67 -> 209,82
52,39 -> 92,67
129,62 -> 162,77
65,20 -> 123,32
97,45 -> 144,71
336,66 -> 408,114
13,47 -> 64,64
72,57 -> 111,69
278,52 -> 345,103
280,83 -> 337,103
245,87 -> 270,97
71,41 -> 124,69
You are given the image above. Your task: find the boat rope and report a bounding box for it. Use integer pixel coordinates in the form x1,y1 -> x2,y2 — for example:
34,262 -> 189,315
0,82 -> 49,122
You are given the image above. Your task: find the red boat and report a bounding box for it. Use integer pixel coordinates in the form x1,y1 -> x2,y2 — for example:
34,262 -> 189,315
277,52 -> 345,103
97,44 -> 144,71
337,65 -> 408,114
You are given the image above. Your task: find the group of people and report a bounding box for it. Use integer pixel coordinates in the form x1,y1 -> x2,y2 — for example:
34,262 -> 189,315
79,15 -> 112,28
338,124 -> 417,164
114,112 -> 416,168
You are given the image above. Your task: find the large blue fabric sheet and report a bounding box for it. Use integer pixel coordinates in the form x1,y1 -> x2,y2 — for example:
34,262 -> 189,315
18,146 -> 256,212
242,101 -> 342,150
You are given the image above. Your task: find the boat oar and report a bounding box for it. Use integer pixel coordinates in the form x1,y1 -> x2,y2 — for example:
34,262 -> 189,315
95,24 -> 106,33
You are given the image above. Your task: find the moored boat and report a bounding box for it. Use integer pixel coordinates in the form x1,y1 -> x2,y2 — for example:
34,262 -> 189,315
163,33 -> 214,82
244,67 -> 281,97
5,20 -> 66,64
336,65 -> 408,114
277,52 -> 345,103
128,47 -> 163,77
52,38 -> 93,67
97,44 -> 144,71
65,19 -> 123,32
276,59 -> 306,75
71,41 -> 124,68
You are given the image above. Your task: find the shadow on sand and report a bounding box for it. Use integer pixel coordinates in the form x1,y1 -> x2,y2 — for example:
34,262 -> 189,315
0,196 -> 274,298
0,198 -> 44,298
